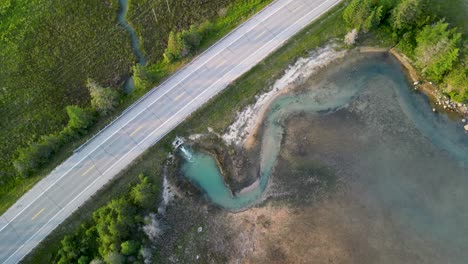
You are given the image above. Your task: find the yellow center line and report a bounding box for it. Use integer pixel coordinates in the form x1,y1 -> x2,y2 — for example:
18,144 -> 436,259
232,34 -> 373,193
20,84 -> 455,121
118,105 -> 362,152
81,165 -> 95,176
31,208 -> 45,221
130,126 -> 143,137
174,92 -> 186,101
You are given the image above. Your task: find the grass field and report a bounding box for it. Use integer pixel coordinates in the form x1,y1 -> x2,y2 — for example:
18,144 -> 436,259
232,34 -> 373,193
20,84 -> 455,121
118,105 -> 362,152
24,3 -> 347,263
0,0 -> 270,215
17,0 -> 468,262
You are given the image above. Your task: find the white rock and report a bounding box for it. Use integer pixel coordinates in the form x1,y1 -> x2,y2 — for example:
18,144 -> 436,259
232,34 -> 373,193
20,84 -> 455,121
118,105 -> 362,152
413,81 -> 419,85
464,124 -> 468,131
196,255 -> 200,260
462,119 -> 466,123
197,226 -> 203,233
432,108 -> 436,112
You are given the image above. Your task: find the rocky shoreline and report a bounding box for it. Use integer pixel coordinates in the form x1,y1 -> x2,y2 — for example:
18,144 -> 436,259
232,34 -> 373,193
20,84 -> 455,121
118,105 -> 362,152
386,48 -> 468,128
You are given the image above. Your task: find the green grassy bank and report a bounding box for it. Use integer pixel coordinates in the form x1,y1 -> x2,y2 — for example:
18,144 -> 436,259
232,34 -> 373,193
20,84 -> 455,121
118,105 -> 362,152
0,0 -> 271,215
23,4 -> 348,263
20,0 -> 468,262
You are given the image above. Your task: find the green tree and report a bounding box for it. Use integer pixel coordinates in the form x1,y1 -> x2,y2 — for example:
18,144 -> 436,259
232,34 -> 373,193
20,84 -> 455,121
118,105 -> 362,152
390,0 -> 426,31
120,240 -> 140,256
56,235 -> 80,264
415,21 -> 461,82
163,31 -> 184,63
105,252 -> 125,264
132,64 -> 151,91
66,105 -> 94,132
131,174 -> 158,209
93,198 -> 137,257
87,79 -> 120,116
343,0 -> 383,32
181,25 -> 201,52
78,255 -> 91,264
13,135 -> 60,177
163,25 -> 202,63
363,5 -> 383,32
445,64 -> 468,102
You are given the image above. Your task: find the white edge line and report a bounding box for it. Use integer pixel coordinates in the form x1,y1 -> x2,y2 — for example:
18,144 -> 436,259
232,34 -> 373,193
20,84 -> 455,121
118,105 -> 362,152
0,0 -> 294,233
3,0 -> 342,263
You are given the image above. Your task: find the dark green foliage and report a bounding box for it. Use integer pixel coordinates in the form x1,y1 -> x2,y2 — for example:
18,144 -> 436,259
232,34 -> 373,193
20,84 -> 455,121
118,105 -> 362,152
0,0 -> 271,219
163,25 -> 203,62
87,79 -> 121,116
390,0 -> 427,31
13,106 -> 95,177
127,0 -> 236,64
343,0 -> 384,32
131,174 -> 159,210
343,0 -> 467,102
93,198 -> 137,256
56,224 -> 98,264
415,21 -> 461,82
120,240 -> 140,256
445,63 -> 468,103
132,64 -> 152,91
54,176 -> 156,263
0,0 -> 133,182
66,106 -> 95,132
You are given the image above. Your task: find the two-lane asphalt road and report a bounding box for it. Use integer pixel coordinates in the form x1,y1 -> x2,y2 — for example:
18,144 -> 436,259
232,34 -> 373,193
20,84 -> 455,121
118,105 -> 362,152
0,0 -> 342,262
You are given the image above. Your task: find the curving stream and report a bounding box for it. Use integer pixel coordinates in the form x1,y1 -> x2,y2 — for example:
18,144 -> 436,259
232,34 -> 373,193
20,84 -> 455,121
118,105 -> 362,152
181,52 -> 468,211
117,0 -> 146,92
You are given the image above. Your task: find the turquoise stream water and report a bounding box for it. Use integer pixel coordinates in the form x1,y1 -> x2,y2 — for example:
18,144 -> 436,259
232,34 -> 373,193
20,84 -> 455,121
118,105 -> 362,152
182,54 -> 468,264
117,0 -> 146,92
181,53 -> 468,211
182,52 -> 468,211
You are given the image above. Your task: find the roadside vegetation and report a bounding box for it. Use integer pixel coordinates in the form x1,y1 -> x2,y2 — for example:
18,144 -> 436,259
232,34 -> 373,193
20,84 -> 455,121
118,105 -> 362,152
0,0 -> 271,215
19,0 -> 468,263
342,0 -> 467,103
0,0 -> 133,211
25,3 -> 348,263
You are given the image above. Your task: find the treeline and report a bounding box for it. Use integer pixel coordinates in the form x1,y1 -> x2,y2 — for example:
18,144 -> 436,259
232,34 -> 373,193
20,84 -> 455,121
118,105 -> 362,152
343,0 -> 467,103
0,0 -> 133,187
2,0 -> 267,209
132,0 -> 273,91
163,23 -> 211,63
54,175 -> 160,264
127,0 -> 236,65
13,80 -> 120,177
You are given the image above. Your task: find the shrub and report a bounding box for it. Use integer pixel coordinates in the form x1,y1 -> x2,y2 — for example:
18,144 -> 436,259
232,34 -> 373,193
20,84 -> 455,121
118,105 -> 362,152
163,25 -> 203,63
390,0 -> 426,32
13,105 -> 94,177
445,64 -> 468,103
66,106 -> 95,132
131,174 -> 158,210
120,240 -> 140,256
415,21 -> 461,82
343,0 -> 384,32
87,79 -> 120,116
132,64 -> 152,91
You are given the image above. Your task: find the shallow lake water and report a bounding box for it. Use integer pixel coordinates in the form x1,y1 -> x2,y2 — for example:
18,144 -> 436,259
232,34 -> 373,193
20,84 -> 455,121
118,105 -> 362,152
181,52 -> 468,262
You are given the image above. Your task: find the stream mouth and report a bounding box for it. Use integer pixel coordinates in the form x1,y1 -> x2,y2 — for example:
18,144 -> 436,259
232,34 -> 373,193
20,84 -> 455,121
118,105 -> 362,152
180,52 -> 468,212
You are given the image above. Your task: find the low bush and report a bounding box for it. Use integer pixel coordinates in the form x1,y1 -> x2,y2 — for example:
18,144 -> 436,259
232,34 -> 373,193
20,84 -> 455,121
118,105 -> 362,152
13,106 -> 95,177
54,175 -> 157,263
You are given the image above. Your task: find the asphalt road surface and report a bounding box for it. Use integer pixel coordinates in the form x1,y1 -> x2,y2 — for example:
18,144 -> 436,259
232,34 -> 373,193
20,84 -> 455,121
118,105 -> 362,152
0,0 -> 342,262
